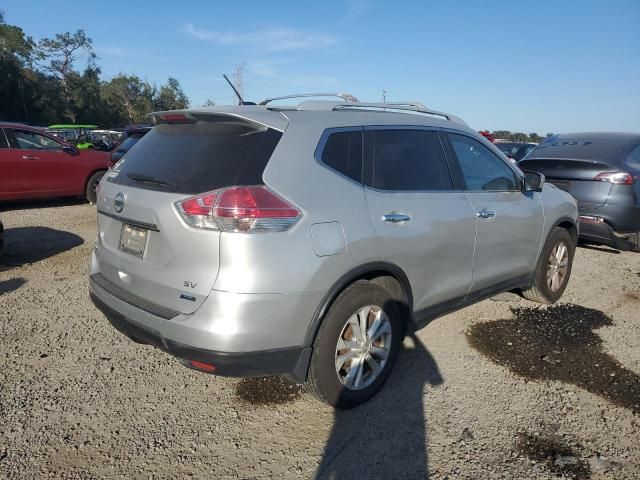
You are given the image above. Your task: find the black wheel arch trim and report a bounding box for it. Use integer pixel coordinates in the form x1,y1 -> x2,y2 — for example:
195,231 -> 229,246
303,261 -> 413,349
550,216 -> 579,244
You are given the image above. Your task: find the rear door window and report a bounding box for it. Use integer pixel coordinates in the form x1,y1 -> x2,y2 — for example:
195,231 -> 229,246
8,129 -> 62,150
108,122 -> 282,194
364,129 -> 453,191
448,133 -> 520,191
319,130 -> 363,183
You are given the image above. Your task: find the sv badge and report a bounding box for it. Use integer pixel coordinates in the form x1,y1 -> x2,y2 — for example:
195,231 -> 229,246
183,281 -> 198,289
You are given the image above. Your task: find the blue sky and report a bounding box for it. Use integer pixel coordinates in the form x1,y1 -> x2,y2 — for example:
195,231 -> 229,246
3,0 -> 639,133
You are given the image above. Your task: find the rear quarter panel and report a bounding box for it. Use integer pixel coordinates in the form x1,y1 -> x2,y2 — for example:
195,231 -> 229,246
213,120 -> 382,295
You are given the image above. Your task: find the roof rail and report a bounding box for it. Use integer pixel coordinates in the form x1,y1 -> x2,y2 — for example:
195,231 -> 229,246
259,92 -> 359,106
289,100 -> 468,126
334,102 -> 467,126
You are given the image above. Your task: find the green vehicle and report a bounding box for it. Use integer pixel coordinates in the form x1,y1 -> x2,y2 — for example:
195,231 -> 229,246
47,124 -> 99,149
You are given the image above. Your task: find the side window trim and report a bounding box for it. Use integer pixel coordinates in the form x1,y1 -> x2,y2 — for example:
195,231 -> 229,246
4,129 -> 20,149
362,125 -> 455,193
314,126 -> 364,185
443,129 -> 524,192
0,128 -> 10,149
437,130 -> 467,190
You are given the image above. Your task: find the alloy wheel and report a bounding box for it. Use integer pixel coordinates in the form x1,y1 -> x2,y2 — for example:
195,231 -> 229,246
547,241 -> 569,292
334,305 -> 392,390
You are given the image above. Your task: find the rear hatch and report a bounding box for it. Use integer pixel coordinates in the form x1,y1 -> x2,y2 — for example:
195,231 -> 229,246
517,158 -> 614,208
95,111 -> 284,314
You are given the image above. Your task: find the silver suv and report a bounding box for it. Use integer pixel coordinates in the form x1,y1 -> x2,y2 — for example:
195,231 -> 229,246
89,97 -> 578,408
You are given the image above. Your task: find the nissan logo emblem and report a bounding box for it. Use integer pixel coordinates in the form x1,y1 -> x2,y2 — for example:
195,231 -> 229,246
114,193 -> 125,213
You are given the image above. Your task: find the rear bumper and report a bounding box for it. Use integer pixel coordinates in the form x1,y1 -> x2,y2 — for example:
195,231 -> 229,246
89,269 -> 321,382
576,200 -> 640,251
91,291 -> 310,380
579,216 -> 640,251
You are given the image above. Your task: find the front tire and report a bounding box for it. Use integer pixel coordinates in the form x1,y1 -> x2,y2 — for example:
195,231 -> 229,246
306,281 -> 402,409
85,171 -> 105,205
522,227 -> 575,304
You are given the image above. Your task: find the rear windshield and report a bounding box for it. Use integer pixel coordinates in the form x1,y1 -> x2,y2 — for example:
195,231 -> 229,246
108,122 -> 282,194
528,135 -> 637,162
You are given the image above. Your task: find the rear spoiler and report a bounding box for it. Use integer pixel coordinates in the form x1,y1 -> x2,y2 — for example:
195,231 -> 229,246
148,108 -> 289,132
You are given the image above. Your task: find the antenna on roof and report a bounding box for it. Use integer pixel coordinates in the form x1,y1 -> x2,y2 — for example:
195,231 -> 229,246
222,74 -> 255,106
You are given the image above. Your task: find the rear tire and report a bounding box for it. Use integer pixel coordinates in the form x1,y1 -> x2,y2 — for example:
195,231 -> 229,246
522,227 -> 575,304
85,171 -> 105,205
306,281 -> 402,409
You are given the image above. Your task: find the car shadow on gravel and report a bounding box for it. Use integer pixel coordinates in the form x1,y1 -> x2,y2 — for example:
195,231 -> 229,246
0,197 -> 87,212
577,243 -> 621,254
312,333 -> 443,479
0,278 -> 27,295
466,304 -> 640,415
0,226 -> 84,270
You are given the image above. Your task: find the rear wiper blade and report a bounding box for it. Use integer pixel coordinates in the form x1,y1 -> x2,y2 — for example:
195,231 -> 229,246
126,173 -> 177,189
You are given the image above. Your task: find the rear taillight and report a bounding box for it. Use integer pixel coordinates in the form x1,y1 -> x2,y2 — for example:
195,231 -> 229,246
176,192 -> 219,229
175,186 -> 301,233
593,172 -> 634,185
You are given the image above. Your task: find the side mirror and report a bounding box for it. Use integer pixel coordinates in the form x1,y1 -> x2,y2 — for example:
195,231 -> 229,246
523,171 -> 545,192
63,145 -> 79,156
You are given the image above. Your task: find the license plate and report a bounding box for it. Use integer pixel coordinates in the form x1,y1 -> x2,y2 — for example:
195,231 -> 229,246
118,224 -> 148,258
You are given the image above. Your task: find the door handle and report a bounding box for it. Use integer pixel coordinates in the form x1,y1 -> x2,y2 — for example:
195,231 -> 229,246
382,212 -> 412,223
476,209 -> 496,219
21,155 -> 39,160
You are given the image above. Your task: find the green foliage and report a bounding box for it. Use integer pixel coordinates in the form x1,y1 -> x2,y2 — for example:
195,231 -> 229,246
490,130 -> 547,143
153,77 -> 189,111
0,12 -> 190,126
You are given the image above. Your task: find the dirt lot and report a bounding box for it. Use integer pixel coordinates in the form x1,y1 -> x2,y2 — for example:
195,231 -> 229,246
1,201 -> 639,479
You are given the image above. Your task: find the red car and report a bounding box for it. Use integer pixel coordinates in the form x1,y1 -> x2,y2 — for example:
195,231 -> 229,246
0,122 -> 114,204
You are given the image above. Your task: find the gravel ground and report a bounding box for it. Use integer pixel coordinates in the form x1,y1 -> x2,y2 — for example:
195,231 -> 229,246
0,200 -> 639,479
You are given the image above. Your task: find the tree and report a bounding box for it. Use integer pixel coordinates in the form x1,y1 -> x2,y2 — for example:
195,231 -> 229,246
512,132 -> 528,142
153,77 -> 189,111
529,133 -> 543,143
35,29 -> 94,121
0,11 -> 33,60
202,98 -> 216,107
0,11 -> 35,122
1,12 -> 192,126
102,74 -> 155,124
492,130 -> 512,141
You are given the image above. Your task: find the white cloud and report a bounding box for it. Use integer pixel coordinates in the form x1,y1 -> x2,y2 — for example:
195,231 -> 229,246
248,61 -> 279,78
346,0 -> 370,22
185,23 -> 337,52
94,45 -> 160,60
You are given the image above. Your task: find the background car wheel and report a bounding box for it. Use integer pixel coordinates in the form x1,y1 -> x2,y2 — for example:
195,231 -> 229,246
306,280 -> 402,409
85,171 -> 105,205
522,227 -> 575,304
